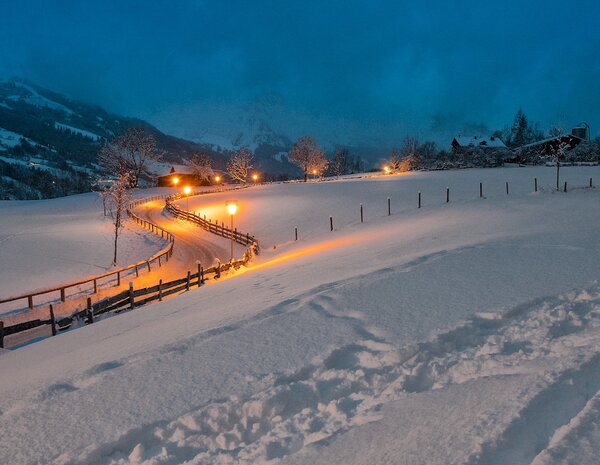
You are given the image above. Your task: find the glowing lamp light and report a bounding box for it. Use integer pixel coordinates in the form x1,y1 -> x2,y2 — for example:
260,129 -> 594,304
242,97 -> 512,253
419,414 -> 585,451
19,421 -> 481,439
215,175 -> 221,183
312,169 -> 317,175
226,201 -> 238,216
183,186 -> 192,195
384,166 -> 390,173
252,174 -> 259,181
172,176 -> 180,185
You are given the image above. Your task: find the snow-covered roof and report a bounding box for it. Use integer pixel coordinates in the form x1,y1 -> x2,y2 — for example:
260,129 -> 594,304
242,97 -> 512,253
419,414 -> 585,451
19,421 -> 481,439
452,135 -> 506,149
152,164 -> 195,177
520,133 -> 583,149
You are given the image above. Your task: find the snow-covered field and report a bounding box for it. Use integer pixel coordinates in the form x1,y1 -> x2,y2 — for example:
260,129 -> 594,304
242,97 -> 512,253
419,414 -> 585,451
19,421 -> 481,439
1,166 -> 600,465
0,193 -> 165,308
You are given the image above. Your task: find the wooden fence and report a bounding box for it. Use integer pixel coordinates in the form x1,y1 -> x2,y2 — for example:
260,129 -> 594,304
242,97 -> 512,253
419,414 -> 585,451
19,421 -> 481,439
1,192 -> 260,349
0,255 -> 250,348
166,194 -> 260,254
0,195 -> 174,314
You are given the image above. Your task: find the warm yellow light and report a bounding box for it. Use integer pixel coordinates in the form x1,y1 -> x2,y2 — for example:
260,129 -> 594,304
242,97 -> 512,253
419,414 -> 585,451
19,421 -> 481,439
183,186 -> 192,195
252,174 -> 258,181
226,201 -> 238,216
172,176 -> 179,185
215,175 -> 221,183
312,169 -> 317,175
384,166 -> 390,173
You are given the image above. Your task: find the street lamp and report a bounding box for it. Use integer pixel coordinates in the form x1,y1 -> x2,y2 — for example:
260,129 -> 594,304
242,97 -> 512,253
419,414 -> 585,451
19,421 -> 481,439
172,176 -> 179,186
226,200 -> 238,261
214,175 -> 221,184
252,173 -> 259,183
384,166 -> 390,174
312,169 -> 317,181
183,185 -> 191,210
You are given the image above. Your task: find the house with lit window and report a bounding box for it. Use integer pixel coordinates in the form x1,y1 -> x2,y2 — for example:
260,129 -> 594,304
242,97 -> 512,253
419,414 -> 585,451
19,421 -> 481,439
157,165 -> 224,187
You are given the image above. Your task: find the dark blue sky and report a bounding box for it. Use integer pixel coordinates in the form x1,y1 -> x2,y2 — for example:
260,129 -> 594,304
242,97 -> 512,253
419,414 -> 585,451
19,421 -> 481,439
1,0 -> 599,147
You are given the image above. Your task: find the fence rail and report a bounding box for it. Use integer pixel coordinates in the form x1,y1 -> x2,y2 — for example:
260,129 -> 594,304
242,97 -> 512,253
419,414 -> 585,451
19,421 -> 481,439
1,192 -> 260,349
0,257 -> 250,347
166,194 -> 260,253
0,195 -> 174,312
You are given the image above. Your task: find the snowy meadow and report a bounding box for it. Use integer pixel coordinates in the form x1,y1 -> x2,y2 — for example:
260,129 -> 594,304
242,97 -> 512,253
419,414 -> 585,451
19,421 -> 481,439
1,166 -> 600,465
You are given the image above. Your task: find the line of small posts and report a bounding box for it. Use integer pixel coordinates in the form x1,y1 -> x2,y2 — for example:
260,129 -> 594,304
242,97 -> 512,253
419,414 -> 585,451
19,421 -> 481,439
1,260 -> 217,349
290,177 -> 594,241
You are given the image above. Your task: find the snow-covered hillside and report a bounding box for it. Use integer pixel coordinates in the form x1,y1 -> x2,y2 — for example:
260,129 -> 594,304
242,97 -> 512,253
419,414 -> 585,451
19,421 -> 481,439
0,193 -> 164,303
1,166 -> 600,465
0,79 -> 227,199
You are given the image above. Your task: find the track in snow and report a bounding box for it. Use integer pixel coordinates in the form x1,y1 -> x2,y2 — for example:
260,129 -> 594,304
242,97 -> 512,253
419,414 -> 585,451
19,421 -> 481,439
133,199 -> 237,275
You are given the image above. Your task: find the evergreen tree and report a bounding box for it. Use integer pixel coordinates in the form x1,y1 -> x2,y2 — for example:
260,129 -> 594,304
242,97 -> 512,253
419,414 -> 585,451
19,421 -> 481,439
510,109 -> 528,147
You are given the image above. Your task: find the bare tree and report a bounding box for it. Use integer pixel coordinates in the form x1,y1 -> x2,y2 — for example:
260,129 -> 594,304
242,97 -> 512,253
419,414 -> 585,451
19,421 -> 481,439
398,136 -> 422,171
189,152 -> 214,183
288,136 -> 327,182
99,128 -> 161,188
328,148 -> 346,178
389,148 -> 402,171
227,147 -> 253,184
548,126 -> 568,190
101,173 -> 131,265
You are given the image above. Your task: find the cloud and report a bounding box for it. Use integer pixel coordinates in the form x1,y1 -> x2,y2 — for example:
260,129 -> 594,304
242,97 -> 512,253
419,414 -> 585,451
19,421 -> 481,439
1,0 -> 599,145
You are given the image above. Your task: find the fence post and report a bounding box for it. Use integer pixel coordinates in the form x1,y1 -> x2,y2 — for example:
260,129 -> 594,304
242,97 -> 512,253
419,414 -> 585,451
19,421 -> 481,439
215,260 -> 221,279
446,187 -> 450,203
117,271 -> 121,287
186,271 -> 191,291
197,262 -> 203,286
60,288 -> 66,302
158,279 -> 163,301
0,321 -> 3,349
93,279 -> 97,294
129,282 -> 134,309
147,261 -> 151,272
158,256 -> 162,267
534,177 -> 538,192
330,216 -> 334,231
28,295 -> 33,309
479,182 -> 483,198
590,177 -> 593,188
418,191 -> 421,209
135,265 -> 139,278
387,197 -> 391,216
295,227 -> 298,241
564,181 -> 567,193
86,297 -> 94,324
49,304 -> 57,336
506,181 -> 509,195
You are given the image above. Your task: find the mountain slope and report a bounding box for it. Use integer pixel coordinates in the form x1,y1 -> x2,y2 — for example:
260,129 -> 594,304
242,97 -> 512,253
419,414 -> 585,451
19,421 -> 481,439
0,79 -> 227,199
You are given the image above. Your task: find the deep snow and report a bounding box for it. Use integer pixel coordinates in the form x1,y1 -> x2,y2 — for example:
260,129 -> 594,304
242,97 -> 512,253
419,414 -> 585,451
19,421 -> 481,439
0,193 -> 165,302
1,166 -> 600,465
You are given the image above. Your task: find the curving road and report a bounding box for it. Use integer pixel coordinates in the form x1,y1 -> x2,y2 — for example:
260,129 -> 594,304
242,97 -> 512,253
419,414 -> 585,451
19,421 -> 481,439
132,199 -> 240,276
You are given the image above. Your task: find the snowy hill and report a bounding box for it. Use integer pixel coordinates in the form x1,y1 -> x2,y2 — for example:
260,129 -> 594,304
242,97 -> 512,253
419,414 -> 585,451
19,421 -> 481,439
0,79 -> 226,199
1,166 -> 600,464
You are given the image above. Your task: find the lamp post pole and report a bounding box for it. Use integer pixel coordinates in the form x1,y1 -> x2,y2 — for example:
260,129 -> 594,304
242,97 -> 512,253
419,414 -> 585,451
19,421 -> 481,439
230,213 -> 234,261
226,201 -> 238,262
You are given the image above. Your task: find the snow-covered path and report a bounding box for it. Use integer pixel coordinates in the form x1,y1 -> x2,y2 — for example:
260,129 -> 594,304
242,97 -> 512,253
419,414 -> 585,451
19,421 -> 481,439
132,199 -> 235,274
1,167 -> 600,464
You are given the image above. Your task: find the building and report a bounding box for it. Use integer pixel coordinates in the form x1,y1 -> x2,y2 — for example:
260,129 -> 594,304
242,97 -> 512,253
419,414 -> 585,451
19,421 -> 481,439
451,135 -> 507,153
157,165 -> 196,187
157,165 -> 225,187
517,127 -> 587,156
